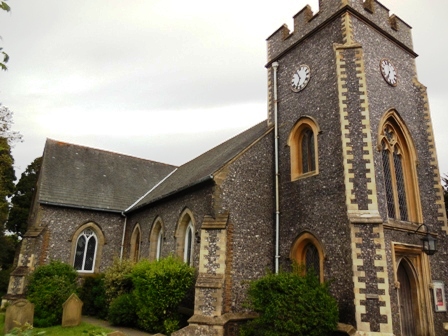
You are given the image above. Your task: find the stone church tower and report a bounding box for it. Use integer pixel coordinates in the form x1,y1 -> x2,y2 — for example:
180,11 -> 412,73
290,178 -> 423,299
266,0 -> 447,335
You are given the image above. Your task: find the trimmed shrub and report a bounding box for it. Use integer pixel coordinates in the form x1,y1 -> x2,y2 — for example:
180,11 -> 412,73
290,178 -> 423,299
26,260 -> 78,327
241,268 -> 339,336
79,274 -> 108,319
103,258 -> 134,305
131,256 -> 195,334
108,293 -> 137,327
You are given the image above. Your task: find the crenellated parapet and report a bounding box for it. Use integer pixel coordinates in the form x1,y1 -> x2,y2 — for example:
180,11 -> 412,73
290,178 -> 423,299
267,0 -> 413,63
349,0 -> 413,48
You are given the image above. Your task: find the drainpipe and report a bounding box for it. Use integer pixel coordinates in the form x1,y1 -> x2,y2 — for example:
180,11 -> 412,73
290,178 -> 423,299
272,61 -> 280,274
120,212 -> 127,261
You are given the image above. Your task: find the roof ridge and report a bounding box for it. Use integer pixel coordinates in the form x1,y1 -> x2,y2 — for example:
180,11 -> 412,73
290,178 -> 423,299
45,138 -> 177,168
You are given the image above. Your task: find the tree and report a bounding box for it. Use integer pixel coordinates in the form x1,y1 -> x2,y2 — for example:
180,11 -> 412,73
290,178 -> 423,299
0,104 -> 21,225
7,157 -> 42,236
0,103 -> 22,297
0,136 -> 17,298
0,0 -> 10,70
0,232 -> 18,298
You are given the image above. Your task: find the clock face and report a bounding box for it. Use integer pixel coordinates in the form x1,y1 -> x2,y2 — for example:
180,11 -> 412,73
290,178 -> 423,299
291,65 -> 311,92
380,59 -> 397,86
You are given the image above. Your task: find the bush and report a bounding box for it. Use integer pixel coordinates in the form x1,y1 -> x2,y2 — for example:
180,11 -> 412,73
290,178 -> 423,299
26,260 -> 78,327
79,274 -> 108,319
131,256 -> 195,334
103,258 -> 134,305
241,268 -> 339,336
108,293 -> 137,327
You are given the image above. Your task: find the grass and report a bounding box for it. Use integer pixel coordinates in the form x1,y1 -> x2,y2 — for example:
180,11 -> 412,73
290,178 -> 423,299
0,313 -> 113,335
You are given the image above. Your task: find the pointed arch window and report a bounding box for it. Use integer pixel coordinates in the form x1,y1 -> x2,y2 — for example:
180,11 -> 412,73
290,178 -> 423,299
149,218 -> 165,261
291,232 -> 324,282
288,117 -> 319,180
379,112 -> 421,223
70,223 -> 105,274
130,224 -> 141,262
74,228 -> 97,272
175,209 -> 195,266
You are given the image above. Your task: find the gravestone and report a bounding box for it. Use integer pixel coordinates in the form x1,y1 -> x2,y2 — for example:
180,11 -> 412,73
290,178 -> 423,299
4,299 -> 34,334
61,293 -> 83,327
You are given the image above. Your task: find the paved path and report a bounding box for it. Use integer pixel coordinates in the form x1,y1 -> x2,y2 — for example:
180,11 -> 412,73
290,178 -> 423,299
82,315 -> 156,336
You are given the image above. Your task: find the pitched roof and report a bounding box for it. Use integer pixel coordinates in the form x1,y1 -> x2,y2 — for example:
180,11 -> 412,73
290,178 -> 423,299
127,120 -> 272,212
38,139 -> 176,212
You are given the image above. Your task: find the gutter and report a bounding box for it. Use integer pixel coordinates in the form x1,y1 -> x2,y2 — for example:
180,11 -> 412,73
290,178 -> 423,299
272,61 -> 280,274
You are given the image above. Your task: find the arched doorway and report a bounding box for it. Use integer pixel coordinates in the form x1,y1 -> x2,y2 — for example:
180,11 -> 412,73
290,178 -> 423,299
397,259 -> 417,336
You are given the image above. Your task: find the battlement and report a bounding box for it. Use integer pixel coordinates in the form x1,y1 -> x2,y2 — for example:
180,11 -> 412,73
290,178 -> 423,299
267,0 -> 413,63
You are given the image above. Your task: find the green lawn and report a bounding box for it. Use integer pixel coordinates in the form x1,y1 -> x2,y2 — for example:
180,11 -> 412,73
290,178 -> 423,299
0,313 -> 112,336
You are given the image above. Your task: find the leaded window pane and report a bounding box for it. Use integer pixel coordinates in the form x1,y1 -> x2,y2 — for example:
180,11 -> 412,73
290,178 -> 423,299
394,150 -> 408,221
84,236 -> 96,271
382,146 -> 396,219
309,131 -> 316,171
133,230 -> 140,262
74,236 -> 86,270
184,226 -> 193,265
301,128 -> 315,173
305,243 -> 320,278
156,231 -> 163,260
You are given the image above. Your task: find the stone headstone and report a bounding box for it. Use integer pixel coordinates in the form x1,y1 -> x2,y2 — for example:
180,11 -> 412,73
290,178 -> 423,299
4,299 -> 34,334
61,293 -> 83,327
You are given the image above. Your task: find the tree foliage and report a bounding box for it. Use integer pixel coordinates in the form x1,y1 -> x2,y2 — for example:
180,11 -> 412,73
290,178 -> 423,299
79,274 -> 108,319
131,256 -> 195,334
0,232 -> 18,297
1,0 -> 10,71
0,137 -> 15,223
241,267 -> 339,336
7,157 -> 42,236
0,104 -> 22,227
0,103 -> 21,297
26,260 -> 78,327
103,258 -> 134,305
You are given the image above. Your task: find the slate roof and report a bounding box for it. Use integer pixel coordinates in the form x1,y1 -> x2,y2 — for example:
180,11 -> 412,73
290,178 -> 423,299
38,139 -> 176,212
127,120 -> 272,212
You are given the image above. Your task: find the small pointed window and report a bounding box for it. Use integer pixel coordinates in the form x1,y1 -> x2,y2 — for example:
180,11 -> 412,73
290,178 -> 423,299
130,225 -> 141,262
288,117 -> 319,180
175,210 -> 196,266
149,218 -> 164,261
291,232 -> 324,282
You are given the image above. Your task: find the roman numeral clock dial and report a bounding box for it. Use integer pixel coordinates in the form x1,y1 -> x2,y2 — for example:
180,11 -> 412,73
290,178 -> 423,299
291,65 -> 311,92
380,59 -> 397,86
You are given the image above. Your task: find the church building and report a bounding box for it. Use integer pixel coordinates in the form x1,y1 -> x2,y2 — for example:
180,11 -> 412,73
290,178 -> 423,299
5,0 -> 448,335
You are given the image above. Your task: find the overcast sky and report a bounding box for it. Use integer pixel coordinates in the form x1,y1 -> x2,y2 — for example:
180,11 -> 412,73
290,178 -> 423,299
0,0 -> 447,180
